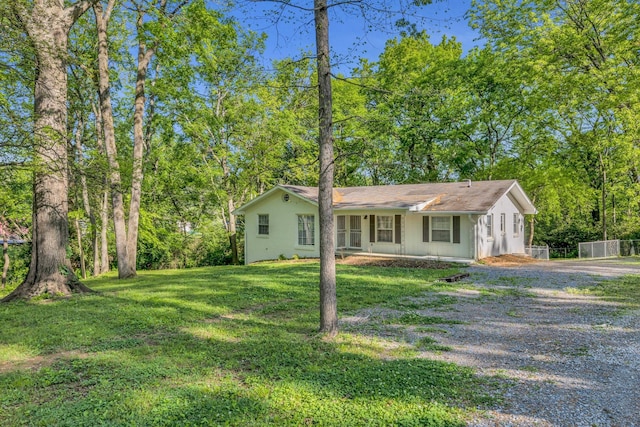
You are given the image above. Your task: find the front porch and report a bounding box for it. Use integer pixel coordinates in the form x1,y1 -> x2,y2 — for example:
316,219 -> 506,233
334,249 -> 475,265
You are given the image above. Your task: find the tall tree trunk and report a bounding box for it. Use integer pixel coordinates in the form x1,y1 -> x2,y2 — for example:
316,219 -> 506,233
100,188 -> 110,274
600,153 -> 607,241
75,112 -> 99,276
314,0 -> 337,335
228,198 -> 239,265
2,0 -> 93,302
92,101 -> 109,275
94,0 -> 136,279
126,8 -> 155,274
528,195 -> 536,247
74,218 -> 86,279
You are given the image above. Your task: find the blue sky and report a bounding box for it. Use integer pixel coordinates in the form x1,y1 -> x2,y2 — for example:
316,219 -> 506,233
229,0 -> 480,74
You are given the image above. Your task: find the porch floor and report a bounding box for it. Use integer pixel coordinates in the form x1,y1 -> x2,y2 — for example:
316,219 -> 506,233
334,250 -> 475,265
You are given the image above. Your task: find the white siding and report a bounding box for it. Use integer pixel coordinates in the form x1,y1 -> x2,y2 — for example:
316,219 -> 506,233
334,210 -> 406,256
242,188 -> 529,263
243,189 -> 319,264
477,193 -> 526,259
404,213 -> 473,259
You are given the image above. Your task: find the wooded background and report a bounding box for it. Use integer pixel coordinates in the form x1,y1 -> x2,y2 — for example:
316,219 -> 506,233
1,0 -> 639,289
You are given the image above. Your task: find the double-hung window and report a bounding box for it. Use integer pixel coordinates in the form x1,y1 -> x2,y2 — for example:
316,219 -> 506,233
500,213 -> 506,235
513,213 -> 520,236
376,215 -> 393,242
258,214 -> 269,235
431,216 -> 451,242
486,214 -> 493,238
297,215 -> 315,246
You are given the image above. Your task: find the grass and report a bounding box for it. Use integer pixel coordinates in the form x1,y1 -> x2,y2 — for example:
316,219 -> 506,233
590,275 -> 640,308
384,312 -> 465,326
416,336 -> 453,352
0,261 -> 495,426
565,275 -> 640,308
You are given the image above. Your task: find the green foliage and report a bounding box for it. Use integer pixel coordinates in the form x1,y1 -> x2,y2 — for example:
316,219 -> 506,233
416,336 -> 452,352
385,312 -> 464,325
590,274 -> 640,308
3,0 -> 639,273
469,0 -> 640,243
0,262 -> 494,425
1,244 -> 30,291
136,212 -> 234,269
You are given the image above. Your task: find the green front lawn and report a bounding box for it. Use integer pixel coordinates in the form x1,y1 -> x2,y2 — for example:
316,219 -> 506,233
0,261 -> 491,426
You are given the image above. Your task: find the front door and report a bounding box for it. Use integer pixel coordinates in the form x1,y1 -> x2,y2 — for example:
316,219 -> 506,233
336,215 -> 362,249
349,216 -> 362,249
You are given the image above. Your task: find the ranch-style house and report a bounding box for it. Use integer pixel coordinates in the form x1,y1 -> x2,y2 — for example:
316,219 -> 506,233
234,180 -> 537,264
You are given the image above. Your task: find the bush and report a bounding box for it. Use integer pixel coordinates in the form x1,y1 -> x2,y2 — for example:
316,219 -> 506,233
136,216 -> 240,270
1,243 -> 30,292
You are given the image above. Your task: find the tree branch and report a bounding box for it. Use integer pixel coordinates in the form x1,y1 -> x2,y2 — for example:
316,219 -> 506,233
64,0 -> 93,28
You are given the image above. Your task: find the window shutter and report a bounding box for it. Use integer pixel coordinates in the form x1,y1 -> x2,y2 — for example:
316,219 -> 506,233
394,215 -> 402,244
453,216 -> 461,244
422,216 -> 429,242
369,214 -> 375,243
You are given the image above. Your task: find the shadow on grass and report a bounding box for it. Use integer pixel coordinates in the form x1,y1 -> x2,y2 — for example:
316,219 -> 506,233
0,262 -> 478,426
1,324 -> 481,426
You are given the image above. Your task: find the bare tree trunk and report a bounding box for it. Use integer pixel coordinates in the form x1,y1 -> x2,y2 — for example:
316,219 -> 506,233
92,101 -> 109,275
100,189 -> 110,274
314,0 -> 337,336
74,218 -> 86,279
2,0 -> 93,302
126,8 -> 155,275
600,153 -> 607,241
75,112 -> 99,276
228,198 -> 239,265
94,0 -> 136,279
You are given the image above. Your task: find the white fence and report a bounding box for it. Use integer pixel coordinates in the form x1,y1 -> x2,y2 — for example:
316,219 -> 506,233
579,240 -> 620,259
525,245 -> 549,260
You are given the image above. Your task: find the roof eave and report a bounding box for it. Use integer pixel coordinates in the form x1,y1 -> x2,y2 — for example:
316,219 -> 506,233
506,181 -> 538,215
233,185 -> 318,215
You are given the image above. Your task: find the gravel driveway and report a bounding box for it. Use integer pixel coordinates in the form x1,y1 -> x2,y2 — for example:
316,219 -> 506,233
429,259 -> 640,426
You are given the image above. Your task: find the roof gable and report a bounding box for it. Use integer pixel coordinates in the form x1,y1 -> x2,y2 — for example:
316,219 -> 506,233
233,185 -> 317,214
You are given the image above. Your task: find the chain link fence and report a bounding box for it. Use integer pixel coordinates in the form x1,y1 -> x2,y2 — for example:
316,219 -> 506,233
549,247 -> 577,259
579,240 -> 620,259
525,245 -> 549,260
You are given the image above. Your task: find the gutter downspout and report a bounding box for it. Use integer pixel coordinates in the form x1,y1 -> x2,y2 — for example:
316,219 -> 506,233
468,214 -> 477,261
244,218 -> 249,265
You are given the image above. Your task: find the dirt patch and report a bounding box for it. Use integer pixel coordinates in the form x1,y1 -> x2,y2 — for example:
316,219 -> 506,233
337,254 -> 538,269
0,350 -> 91,374
336,256 -> 454,269
476,254 -> 540,266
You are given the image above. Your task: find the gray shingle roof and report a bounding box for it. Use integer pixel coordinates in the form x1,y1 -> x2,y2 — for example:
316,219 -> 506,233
280,180 -> 536,214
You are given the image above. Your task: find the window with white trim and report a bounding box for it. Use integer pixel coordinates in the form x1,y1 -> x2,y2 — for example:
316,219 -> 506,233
513,213 -> 520,236
336,215 -> 346,247
500,213 -> 506,235
258,214 -> 269,235
297,215 -> 315,246
376,215 -> 393,242
486,214 -> 493,238
431,216 -> 451,242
